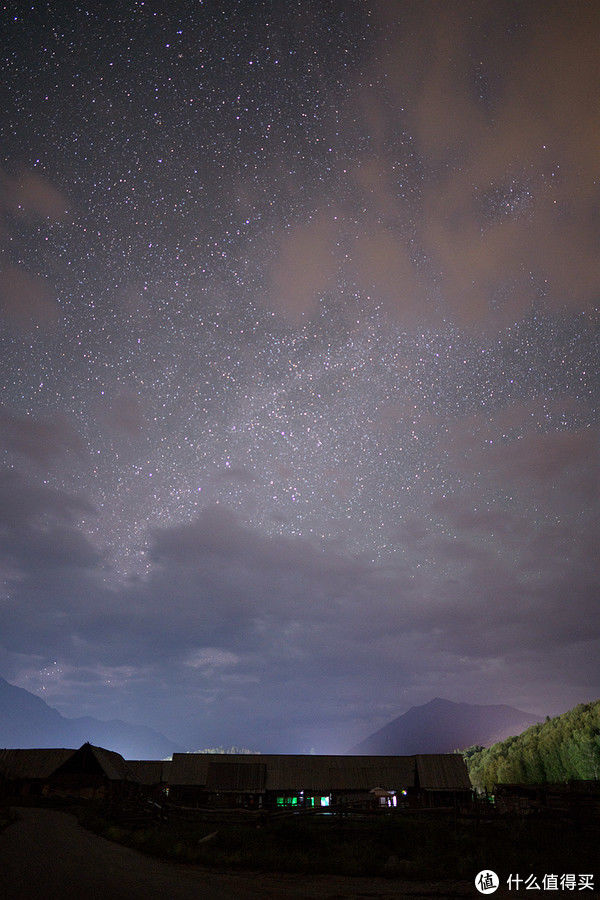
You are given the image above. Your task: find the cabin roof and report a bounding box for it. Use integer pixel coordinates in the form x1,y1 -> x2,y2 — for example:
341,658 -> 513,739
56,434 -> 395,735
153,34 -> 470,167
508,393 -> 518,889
0,747 -> 472,792
88,744 -> 135,781
168,753 -> 467,792
49,742 -> 138,782
0,748 -> 75,780
416,753 -> 472,790
126,759 -> 171,784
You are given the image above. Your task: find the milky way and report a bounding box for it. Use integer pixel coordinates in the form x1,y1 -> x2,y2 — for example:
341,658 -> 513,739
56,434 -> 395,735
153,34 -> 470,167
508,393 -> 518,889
0,1 -> 598,751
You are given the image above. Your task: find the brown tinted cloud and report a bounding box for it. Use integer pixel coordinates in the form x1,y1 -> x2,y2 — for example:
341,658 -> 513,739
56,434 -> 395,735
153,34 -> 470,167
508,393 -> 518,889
268,216 -> 339,322
382,0 -> 600,324
268,2 -> 600,327
0,168 -> 69,329
2,169 -> 70,221
0,407 -> 86,467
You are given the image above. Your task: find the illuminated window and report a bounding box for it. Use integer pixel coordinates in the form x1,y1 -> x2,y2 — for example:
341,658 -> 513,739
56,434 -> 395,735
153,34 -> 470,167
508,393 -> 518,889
277,795 -> 304,807
320,796 -> 330,807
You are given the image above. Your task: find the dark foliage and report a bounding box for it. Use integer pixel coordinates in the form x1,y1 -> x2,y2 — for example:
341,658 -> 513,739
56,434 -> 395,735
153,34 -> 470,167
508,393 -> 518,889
465,700 -> 600,792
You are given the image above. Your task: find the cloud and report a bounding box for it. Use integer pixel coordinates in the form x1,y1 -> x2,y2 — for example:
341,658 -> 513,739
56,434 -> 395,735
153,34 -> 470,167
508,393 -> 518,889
483,428 -> 598,494
351,226 -> 426,323
444,404 -> 599,503
0,471 -> 99,575
3,523 -> 102,573
0,264 -> 60,330
0,470 -> 95,529
404,1 -> 600,322
0,406 -> 86,467
0,169 -> 69,330
0,492 -> 597,748
97,393 -> 147,436
267,215 -> 339,322
2,169 -> 70,222
184,647 -> 240,672
211,466 -> 260,485
267,3 -> 600,328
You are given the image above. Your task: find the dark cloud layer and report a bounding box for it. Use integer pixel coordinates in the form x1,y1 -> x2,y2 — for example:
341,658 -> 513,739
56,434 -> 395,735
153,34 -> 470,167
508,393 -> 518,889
1,458 -> 597,749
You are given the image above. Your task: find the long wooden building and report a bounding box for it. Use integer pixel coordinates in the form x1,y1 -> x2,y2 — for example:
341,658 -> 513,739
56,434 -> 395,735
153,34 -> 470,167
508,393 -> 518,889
166,752 -> 472,810
0,744 -> 472,811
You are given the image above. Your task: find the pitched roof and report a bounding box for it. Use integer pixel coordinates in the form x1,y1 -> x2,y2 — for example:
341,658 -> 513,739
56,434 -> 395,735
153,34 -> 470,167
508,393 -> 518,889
0,748 -> 471,792
126,760 -> 171,785
415,754 -> 471,790
88,744 -> 135,781
50,743 -> 138,782
169,753 -> 212,786
0,748 -> 75,780
206,761 -> 267,792
169,754 -> 419,792
265,756 -> 416,791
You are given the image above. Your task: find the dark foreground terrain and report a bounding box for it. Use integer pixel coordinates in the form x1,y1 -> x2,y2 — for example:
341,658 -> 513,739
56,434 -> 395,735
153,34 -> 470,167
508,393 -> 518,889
1,805 -> 598,898
0,807 -> 471,899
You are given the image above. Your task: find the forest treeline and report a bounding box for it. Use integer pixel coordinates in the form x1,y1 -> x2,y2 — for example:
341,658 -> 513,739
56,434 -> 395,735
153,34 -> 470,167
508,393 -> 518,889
464,700 -> 600,792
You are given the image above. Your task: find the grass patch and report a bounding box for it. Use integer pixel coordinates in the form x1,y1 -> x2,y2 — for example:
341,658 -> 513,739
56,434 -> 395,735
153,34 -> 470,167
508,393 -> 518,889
77,807 -> 600,880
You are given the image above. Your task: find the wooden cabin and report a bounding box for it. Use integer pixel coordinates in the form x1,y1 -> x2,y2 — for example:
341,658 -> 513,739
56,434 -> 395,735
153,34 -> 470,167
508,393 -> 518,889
167,752 -> 472,810
0,748 -> 75,800
47,742 -> 139,800
125,759 -> 172,802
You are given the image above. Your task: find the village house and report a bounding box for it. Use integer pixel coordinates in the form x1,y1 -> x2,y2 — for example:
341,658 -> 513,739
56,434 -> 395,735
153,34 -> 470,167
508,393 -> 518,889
125,758 -> 172,803
0,748 -> 74,800
0,743 -> 145,802
47,742 -> 140,801
0,745 -> 472,811
166,752 -> 472,810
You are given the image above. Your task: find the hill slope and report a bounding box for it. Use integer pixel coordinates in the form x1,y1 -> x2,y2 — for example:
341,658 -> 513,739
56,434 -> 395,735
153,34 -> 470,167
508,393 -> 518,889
0,676 -> 183,758
466,699 -> 600,790
349,698 -> 542,755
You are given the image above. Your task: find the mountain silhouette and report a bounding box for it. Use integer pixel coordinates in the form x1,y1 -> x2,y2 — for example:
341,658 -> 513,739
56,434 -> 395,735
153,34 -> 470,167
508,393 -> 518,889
0,676 -> 183,758
349,698 -> 542,754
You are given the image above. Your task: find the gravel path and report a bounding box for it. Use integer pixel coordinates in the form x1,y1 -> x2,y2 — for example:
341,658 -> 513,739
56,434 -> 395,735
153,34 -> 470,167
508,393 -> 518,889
0,807 -> 474,898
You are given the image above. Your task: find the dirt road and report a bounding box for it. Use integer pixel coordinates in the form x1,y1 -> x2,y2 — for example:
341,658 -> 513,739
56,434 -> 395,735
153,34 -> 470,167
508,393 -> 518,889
0,807 -> 473,898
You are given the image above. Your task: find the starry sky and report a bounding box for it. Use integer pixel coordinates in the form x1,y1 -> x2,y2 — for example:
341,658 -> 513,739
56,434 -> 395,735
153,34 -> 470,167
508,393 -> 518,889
0,0 -> 598,753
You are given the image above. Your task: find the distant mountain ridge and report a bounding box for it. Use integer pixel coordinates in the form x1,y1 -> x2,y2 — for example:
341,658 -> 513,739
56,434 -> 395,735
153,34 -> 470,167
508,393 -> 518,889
0,676 -> 183,759
350,698 -> 542,755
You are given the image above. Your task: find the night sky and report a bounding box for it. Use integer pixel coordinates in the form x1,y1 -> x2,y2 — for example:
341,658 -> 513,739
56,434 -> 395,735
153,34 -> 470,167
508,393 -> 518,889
1,0 -> 598,753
